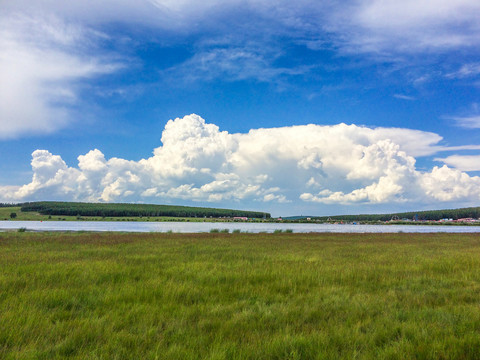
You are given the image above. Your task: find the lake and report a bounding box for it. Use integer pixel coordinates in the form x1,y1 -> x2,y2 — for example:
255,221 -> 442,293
1,221 -> 480,233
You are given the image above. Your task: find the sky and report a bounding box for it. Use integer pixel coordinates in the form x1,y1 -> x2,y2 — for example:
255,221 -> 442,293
1,0 -> 480,216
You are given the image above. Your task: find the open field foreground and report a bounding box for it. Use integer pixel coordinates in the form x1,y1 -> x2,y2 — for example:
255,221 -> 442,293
1,233 -> 480,359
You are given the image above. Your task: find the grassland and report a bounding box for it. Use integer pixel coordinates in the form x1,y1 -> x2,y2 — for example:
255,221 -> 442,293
1,232 -> 480,359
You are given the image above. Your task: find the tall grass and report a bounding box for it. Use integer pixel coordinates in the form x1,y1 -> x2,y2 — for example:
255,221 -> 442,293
1,232 -> 480,359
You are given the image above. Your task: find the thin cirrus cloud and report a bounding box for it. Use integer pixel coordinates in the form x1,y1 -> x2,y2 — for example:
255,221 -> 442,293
445,63 -> 480,79
329,0 -> 480,54
450,115 -> 480,129
393,94 -> 416,101
1,114 -> 479,209
166,46 -> 313,84
162,0 -> 480,83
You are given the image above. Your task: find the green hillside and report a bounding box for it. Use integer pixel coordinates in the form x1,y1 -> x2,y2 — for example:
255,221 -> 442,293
20,201 -> 270,219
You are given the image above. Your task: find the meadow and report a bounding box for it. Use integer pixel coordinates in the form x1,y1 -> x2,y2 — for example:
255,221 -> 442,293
1,232 -> 480,359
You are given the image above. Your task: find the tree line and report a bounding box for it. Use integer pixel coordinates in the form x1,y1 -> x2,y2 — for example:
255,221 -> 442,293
314,206 -> 480,222
0,203 -> 16,207
20,201 -> 270,219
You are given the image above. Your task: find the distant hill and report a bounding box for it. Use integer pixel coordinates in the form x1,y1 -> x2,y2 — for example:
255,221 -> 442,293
313,206 -> 480,222
20,201 -> 270,219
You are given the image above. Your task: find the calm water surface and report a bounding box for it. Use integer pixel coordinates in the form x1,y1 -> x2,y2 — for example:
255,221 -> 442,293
1,221 -> 480,233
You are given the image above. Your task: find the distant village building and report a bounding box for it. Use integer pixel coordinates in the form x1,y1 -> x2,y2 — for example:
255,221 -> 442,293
455,218 -> 478,223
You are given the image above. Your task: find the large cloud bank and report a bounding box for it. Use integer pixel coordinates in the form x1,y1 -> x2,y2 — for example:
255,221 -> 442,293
1,114 -> 479,208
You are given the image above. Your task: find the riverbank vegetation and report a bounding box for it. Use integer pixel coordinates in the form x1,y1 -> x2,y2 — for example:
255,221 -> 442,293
1,232 -> 480,359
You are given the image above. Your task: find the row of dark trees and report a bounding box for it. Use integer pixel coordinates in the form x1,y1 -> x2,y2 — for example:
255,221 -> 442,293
20,201 -> 270,219
0,203 -> 16,207
315,207 -> 480,222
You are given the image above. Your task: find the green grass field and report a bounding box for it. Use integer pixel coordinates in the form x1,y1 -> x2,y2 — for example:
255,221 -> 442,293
1,232 -> 480,359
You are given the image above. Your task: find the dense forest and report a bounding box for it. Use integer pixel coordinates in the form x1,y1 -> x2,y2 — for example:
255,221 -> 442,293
0,203 -> 16,207
20,201 -> 270,219
314,206 -> 480,222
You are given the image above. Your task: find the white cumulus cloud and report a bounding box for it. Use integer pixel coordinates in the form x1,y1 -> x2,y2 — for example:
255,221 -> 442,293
1,114 -> 480,210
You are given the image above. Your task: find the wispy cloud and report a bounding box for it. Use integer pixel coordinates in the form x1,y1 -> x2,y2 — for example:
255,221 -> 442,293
446,63 -> 480,79
0,14 -> 123,138
449,115 -> 480,129
165,45 -> 313,84
393,94 -> 415,101
5,1 -> 480,56
2,0 -> 480,139
329,0 -> 480,54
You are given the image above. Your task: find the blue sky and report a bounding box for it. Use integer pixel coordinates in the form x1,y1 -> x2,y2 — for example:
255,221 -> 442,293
1,0 -> 480,216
